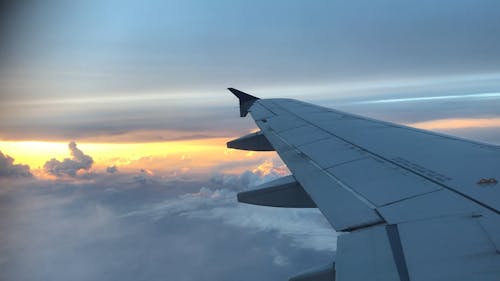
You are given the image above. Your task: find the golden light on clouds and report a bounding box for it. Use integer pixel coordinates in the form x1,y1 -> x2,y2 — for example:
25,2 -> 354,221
2,117 -> 498,179
0,138 -> 278,177
252,160 -> 289,177
407,117 -> 500,130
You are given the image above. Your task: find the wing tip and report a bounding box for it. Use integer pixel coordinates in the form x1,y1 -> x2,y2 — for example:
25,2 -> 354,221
227,88 -> 260,101
227,88 -> 260,117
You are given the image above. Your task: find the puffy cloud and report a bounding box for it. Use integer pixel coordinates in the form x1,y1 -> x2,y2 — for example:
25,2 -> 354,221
271,248 -> 290,267
124,160 -> 337,253
0,151 -> 32,178
210,159 -> 290,189
185,191 -> 338,252
118,160 -> 336,253
44,142 -> 93,177
125,167 -> 338,252
106,166 -> 118,174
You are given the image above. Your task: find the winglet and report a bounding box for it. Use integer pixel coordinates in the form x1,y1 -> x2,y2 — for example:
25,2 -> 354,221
228,88 -> 259,117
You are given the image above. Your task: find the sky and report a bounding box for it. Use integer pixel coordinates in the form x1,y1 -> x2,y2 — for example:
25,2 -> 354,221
1,1 -> 500,280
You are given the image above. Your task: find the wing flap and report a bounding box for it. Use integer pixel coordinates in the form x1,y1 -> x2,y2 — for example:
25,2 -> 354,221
479,214 -> 500,252
336,225 -> 402,281
399,216 -> 500,281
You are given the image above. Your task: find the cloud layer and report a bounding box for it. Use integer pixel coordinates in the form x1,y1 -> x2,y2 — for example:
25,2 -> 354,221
124,168 -> 338,252
0,164 -> 335,281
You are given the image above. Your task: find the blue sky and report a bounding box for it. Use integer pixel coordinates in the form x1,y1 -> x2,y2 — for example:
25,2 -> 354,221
2,0 -> 500,100
1,0 -> 500,142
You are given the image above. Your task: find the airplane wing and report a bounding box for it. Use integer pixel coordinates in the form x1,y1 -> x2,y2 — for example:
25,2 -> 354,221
227,88 -> 500,281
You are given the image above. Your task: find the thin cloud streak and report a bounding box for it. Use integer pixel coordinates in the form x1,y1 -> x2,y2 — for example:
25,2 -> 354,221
354,92 -> 500,105
408,118 -> 500,130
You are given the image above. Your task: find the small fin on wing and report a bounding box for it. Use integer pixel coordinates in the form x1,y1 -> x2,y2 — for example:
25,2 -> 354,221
237,175 -> 317,208
228,88 -> 259,117
227,131 -> 274,151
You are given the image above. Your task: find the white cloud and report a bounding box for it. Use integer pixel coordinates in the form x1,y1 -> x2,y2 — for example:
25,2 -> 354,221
124,170 -> 338,252
187,199 -> 338,252
271,248 -> 289,267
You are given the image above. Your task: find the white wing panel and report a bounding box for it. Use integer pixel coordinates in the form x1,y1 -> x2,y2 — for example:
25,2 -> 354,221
248,102 -> 275,120
301,111 -> 346,122
336,225 -> 401,281
278,125 -> 331,147
377,189 -> 481,224
265,116 -> 307,132
327,157 -> 441,206
314,117 -> 388,138
298,138 -> 368,169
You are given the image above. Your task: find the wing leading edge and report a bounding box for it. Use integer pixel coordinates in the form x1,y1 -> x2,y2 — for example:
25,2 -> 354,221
227,88 -> 500,281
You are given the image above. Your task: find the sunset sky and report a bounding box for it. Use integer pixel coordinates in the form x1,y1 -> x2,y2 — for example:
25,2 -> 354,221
1,1 -> 500,280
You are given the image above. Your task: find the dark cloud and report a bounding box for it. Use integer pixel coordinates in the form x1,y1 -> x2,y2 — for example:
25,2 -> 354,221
0,151 -> 31,178
106,165 -> 118,174
44,142 -> 93,177
0,101 -> 254,142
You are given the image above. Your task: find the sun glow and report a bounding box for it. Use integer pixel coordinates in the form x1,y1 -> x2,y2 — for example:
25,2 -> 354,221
0,138 -> 277,177
3,117 -> 497,179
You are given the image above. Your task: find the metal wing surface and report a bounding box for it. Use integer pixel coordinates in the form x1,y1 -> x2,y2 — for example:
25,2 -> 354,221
227,88 -> 500,281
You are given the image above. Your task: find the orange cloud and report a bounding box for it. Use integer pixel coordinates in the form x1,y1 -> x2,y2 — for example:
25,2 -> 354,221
252,160 -> 289,177
407,118 -> 500,130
